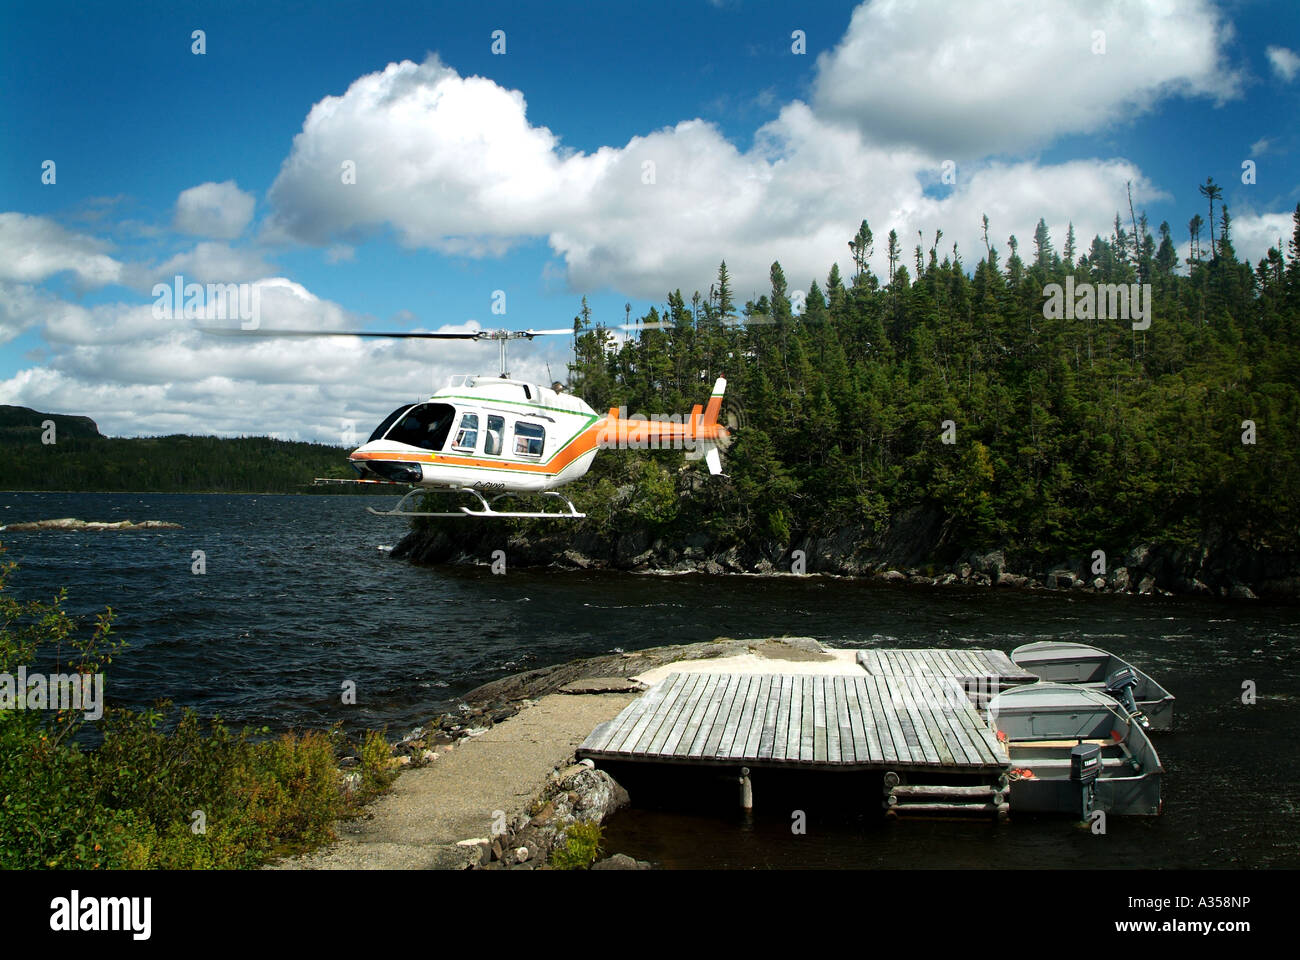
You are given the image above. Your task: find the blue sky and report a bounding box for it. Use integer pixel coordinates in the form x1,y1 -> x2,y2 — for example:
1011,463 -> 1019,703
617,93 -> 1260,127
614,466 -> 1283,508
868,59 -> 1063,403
1,0 -> 1298,439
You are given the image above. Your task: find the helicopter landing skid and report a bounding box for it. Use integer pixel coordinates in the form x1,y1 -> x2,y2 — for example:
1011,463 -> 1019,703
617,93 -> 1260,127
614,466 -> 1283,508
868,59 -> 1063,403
366,487 -> 585,519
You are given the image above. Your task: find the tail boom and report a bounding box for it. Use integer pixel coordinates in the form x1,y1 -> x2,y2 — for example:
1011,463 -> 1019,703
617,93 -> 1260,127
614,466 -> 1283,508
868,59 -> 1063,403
598,377 -> 730,474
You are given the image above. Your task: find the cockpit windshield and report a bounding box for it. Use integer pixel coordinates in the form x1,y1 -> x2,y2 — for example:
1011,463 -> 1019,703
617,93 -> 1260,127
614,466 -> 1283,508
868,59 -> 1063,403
378,402 -> 457,451
367,406 -> 413,443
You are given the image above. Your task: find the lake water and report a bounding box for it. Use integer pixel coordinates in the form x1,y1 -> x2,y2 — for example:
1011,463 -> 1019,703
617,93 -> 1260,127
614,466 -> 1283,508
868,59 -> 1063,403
2,491 -> 1297,867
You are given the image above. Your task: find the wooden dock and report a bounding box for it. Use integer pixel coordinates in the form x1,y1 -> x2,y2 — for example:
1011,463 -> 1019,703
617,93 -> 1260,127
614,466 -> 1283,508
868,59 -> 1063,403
855,648 -> 1036,705
577,670 -> 1009,775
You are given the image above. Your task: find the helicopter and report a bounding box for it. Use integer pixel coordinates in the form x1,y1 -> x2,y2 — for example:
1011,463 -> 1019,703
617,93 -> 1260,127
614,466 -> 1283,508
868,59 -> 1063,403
203,323 -> 736,518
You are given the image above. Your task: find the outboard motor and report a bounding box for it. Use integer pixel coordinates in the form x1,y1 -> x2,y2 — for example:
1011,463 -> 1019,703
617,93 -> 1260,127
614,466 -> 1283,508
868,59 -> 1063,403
1070,742 -> 1101,821
1104,666 -> 1149,729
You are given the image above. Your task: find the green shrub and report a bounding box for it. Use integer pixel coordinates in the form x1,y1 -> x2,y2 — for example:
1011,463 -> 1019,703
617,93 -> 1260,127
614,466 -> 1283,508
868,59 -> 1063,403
549,821 -> 604,870
359,728 -> 397,793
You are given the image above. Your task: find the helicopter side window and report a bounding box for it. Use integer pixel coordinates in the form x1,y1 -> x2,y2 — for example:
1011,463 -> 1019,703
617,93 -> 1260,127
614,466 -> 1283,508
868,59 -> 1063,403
513,421 -> 545,458
452,413 -> 480,452
484,415 -> 505,456
381,402 -> 456,451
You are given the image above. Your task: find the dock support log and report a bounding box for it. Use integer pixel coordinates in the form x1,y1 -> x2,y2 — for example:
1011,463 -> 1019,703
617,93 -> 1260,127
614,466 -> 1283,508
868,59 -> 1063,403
739,767 -> 752,813
884,777 -> 1009,822
892,784 -> 1005,800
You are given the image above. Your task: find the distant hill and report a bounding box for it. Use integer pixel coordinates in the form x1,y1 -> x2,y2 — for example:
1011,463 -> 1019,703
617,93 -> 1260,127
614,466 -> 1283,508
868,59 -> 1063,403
0,405 -> 364,493
0,405 -> 103,443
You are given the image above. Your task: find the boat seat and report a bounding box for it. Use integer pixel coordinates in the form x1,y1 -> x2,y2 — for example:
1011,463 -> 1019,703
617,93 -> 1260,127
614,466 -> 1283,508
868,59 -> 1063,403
1011,756 -> 1135,771
1009,738 -> 1111,748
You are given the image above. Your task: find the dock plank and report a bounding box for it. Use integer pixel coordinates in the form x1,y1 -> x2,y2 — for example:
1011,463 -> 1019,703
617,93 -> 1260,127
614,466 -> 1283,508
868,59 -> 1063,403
853,677 -> 883,763
655,673 -> 708,756
724,675 -> 763,758
813,676 -> 829,762
799,676 -> 816,762
744,675 -> 774,759
922,677 -> 982,766
895,674 -> 951,766
606,672 -> 682,753
702,675 -> 745,758
824,676 -> 842,763
836,676 -> 860,764
638,671 -> 699,755
589,675 -> 672,753
686,673 -> 732,757
949,679 -> 996,764
668,673 -> 719,757
786,675 -> 804,760
771,675 -> 792,761
889,675 -> 939,765
871,674 -> 910,764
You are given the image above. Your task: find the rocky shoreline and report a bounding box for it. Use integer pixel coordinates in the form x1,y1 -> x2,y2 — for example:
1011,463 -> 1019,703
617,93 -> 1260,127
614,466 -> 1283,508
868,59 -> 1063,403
394,508 -> 1299,602
349,638 -> 782,870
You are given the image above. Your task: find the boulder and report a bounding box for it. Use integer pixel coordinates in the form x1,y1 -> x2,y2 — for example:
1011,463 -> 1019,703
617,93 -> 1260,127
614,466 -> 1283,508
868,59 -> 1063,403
1125,544 -> 1153,569
560,550 -> 592,569
559,677 -> 647,695
1046,569 -> 1075,589
591,854 -> 651,870
969,550 -> 1006,580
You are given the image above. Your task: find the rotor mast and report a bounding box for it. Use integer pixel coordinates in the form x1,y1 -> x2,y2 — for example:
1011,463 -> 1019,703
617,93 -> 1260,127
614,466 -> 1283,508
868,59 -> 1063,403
478,329 -> 537,378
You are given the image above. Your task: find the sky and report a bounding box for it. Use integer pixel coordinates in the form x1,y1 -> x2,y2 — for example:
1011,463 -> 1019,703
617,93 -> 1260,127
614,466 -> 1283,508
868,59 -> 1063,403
1,0 -> 1298,443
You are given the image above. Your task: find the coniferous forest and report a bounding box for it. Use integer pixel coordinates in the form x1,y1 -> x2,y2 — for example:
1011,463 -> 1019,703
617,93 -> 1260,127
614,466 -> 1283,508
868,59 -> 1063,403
406,189 -> 1300,597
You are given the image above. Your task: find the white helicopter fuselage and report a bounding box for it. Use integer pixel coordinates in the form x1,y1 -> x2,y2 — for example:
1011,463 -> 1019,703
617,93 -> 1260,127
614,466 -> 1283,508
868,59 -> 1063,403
348,375 -> 603,495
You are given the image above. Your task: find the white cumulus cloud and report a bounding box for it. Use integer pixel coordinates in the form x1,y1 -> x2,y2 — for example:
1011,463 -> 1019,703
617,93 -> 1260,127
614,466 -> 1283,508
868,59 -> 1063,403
812,0 -> 1240,157
0,213 -> 124,287
0,278 -> 566,440
174,180 -> 257,239
265,53 -> 1187,300
1266,45 -> 1300,82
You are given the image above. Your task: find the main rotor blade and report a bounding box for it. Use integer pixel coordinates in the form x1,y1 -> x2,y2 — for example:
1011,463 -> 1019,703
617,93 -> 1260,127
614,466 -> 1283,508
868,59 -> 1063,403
615,315 -> 780,331
548,315 -> 781,335
199,312 -> 781,341
198,326 -> 483,339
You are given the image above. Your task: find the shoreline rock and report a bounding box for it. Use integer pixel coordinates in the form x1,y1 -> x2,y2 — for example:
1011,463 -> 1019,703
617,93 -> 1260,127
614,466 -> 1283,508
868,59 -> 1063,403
0,517 -> 182,532
393,516 -> 1298,603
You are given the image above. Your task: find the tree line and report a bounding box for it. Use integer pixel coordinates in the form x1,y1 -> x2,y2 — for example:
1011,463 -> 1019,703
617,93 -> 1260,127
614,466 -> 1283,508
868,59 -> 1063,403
562,184 -> 1300,567
0,425 -> 359,494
